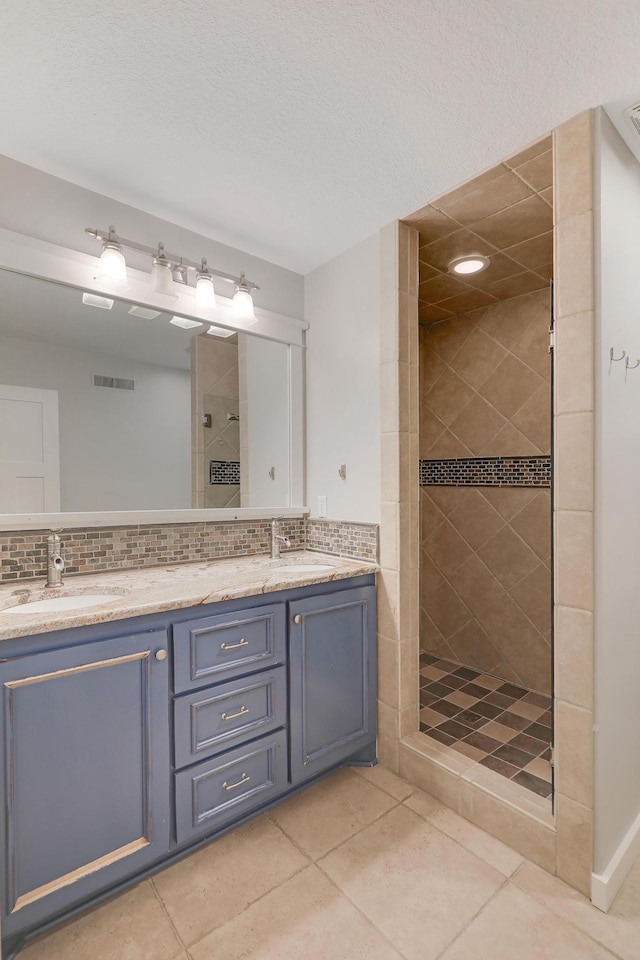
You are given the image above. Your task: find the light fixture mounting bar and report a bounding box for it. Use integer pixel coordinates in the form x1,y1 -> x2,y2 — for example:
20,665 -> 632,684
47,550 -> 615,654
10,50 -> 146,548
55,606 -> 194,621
84,227 -> 260,290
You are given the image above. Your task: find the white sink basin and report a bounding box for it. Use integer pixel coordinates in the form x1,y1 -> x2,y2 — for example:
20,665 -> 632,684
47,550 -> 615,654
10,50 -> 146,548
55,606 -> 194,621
2,594 -> 125,614
276,564 -> 334,574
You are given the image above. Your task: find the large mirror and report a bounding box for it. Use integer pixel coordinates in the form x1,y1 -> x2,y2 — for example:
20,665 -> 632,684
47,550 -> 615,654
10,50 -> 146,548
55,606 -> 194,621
0,269 -> 304,517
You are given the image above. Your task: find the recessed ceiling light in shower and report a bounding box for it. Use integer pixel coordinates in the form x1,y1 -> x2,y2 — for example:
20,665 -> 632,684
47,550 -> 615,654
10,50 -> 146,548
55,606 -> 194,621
448,255 -> 490,276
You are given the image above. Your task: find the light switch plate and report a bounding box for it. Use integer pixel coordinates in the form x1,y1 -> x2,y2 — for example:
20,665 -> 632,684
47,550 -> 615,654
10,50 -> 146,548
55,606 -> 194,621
317,495 -> 327,518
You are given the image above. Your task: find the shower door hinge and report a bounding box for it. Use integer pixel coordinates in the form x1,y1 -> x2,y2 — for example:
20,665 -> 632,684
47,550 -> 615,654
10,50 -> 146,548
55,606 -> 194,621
548,327 -> 555,353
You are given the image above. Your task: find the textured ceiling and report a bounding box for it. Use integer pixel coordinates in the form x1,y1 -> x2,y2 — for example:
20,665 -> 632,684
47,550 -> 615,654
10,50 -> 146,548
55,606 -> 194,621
1,1 -> 640,274
410,137 -> 553,324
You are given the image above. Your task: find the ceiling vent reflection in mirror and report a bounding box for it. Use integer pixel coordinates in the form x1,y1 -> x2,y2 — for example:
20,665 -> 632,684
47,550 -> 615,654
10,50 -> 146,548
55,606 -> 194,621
86,225 -> 258,326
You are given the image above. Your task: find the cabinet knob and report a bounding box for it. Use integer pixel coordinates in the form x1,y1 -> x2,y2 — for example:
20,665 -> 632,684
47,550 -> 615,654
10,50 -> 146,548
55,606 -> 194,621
294,614 -> 302,624
155,649 -> 167,661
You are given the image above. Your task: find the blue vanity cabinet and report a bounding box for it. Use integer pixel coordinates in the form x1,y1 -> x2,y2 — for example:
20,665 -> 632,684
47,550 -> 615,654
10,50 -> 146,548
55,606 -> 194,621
0,629 -> 170,945
172,601 -> 289,844
0,573 -> 377,958
289,583 -> 377,784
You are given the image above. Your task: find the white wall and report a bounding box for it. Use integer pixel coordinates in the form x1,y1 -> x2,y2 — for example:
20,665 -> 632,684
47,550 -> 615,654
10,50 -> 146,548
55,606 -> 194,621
304,232 -> 380,522
593,110 -> 640,875
0,155 -> 304,321
0,334 -> 190,511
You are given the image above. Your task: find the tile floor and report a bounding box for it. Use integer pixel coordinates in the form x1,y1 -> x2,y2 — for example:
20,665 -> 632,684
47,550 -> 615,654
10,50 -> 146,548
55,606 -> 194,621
18,764 -> 640,960
419,652 -> 553,799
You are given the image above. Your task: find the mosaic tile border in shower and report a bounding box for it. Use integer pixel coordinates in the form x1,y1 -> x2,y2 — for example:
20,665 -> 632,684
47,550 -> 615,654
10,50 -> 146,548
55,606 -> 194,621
419,456 -> 551,487
0,517 -> 378,583
209,460 -> 241,485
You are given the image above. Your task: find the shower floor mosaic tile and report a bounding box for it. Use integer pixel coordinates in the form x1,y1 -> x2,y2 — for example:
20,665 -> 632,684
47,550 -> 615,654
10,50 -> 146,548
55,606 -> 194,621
419,652 -> 553,799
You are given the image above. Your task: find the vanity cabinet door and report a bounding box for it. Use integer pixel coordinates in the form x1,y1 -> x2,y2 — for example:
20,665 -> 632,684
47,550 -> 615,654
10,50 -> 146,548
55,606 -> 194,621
289,585 -> 377,784
0,630 -> 170,942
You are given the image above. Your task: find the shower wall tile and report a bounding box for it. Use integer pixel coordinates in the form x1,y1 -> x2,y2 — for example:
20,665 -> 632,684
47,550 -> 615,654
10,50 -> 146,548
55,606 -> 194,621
554,109 -> 593,223
555,606 -> 593,710
421,289 -> 551,459
419,287 -> 552,693
555,311 -> 594,414
420,486 -> 552,694
555,412 -> 594,512
555,794 -> 593,897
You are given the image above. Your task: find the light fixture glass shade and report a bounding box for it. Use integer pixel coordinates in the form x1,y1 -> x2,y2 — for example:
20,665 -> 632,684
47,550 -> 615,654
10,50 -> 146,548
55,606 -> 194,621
149,257 -> 178,304
98,242 -> 127,283
229,287 -> 256,324
195,272 -> 216,309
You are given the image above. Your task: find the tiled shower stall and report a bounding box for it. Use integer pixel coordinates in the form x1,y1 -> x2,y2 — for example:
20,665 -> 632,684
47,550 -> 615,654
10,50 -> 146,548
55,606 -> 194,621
416,150 -> 555,798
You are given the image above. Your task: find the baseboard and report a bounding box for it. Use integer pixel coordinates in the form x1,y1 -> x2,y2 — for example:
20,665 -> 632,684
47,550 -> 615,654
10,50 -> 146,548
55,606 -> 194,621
591,807 -> 640,911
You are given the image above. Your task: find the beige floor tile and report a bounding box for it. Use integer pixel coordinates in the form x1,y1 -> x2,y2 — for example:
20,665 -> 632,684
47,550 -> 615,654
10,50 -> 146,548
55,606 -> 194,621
524,756 -> 552,782
444,690 -> 476,708
190,864 -> 402,960
270,768 -> 396,860
153,815 -> 307,946
20,881 -> 183,960
479,720 -> 517,742
404,788 -> 524,876
514,861 -> 640,960
439,883 -> 617,959
319,804 -> 503,960
477,674 -> 504,690
420,706 -> 447,726
505,700 -> 546,721
420,665 -> 447,681
351,762 -> 415,801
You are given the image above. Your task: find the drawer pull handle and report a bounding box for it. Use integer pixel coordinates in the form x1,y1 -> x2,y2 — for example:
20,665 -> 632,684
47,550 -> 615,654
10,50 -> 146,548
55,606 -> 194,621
155,649 -> 167,661
223,772 -> 250,791
294,614 -> 302,624
220,638 -> 249,651
221,705 -> 250,721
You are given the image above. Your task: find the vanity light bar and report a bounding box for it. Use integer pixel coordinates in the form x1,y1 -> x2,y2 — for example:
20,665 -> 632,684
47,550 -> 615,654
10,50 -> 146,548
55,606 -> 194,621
85,227 -> 260,291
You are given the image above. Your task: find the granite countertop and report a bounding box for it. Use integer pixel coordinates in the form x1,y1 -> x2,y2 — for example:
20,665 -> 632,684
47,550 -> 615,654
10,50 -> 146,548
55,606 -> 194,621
0,551 -> 378,640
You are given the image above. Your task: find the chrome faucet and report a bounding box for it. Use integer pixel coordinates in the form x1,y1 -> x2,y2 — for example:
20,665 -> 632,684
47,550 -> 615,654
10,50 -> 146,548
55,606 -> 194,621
270,517 -> 291,560
45,530 -> 65,588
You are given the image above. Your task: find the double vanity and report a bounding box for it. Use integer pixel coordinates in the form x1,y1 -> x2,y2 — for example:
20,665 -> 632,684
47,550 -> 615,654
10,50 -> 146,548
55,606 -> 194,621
0,552 -> 377,958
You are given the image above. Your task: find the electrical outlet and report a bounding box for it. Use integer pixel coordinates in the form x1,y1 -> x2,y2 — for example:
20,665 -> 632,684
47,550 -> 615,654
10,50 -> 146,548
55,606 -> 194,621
317,495 -> 327,518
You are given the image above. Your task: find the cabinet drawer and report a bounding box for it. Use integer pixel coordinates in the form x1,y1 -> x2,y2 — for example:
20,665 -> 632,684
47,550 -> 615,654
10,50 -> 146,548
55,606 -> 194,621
173,603 -> 286,692
174,729 -> 287,843
174,667 -> 286,768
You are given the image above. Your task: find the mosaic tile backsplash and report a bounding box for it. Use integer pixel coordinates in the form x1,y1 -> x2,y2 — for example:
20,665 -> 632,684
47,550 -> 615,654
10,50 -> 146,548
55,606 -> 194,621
0,517 -> 377,583
306,518 -> 379,561
419,456 -> 551,487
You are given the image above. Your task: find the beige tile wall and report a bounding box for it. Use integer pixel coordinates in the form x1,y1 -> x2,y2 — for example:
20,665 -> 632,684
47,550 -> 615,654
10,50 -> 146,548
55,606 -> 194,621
378,221 -> 421,770
381,109 -> 596,896
419,289 -> 552,691
191,332 -> 239,508
552,110 -> 595,896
